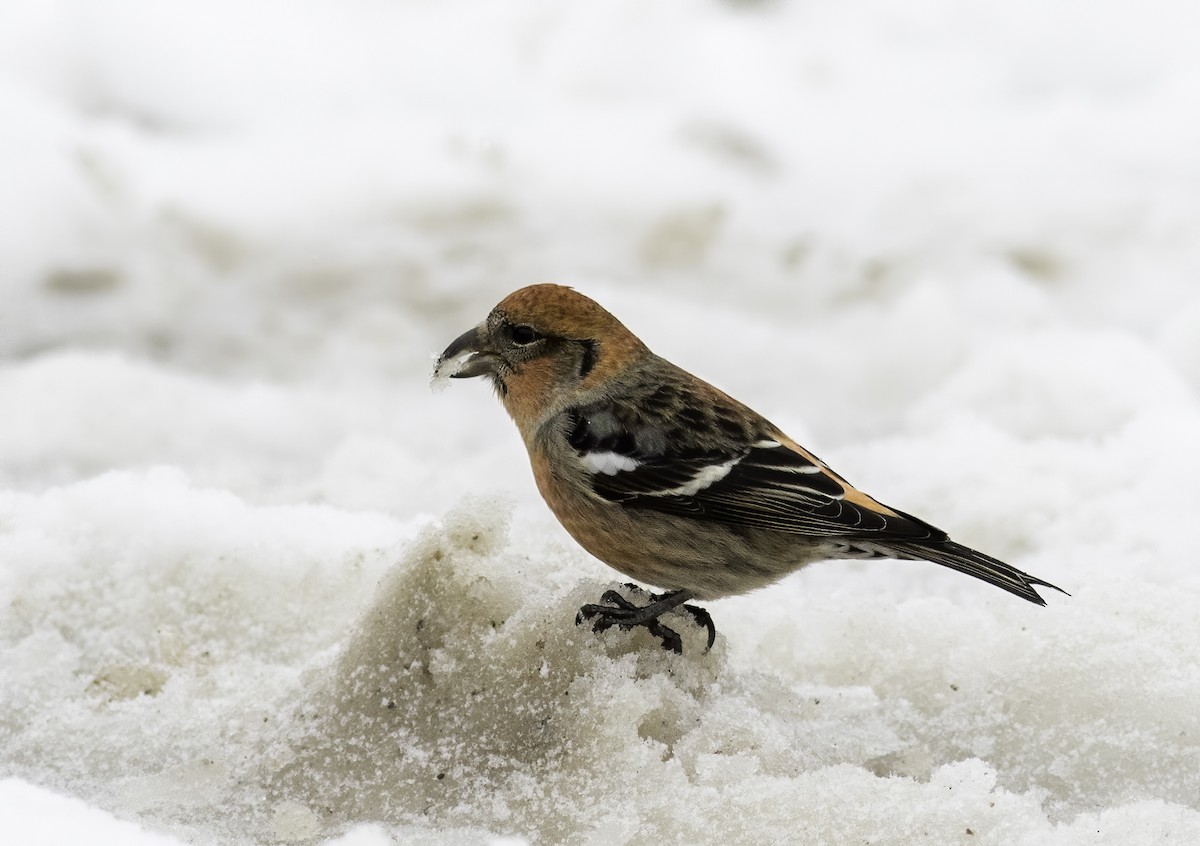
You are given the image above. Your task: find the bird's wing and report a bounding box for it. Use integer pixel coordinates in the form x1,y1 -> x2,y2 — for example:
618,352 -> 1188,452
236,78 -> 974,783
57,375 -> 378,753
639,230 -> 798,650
564,399 -> 944,541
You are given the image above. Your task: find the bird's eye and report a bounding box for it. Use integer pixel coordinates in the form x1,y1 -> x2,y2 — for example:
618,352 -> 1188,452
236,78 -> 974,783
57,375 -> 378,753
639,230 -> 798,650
510,325 -> 541,346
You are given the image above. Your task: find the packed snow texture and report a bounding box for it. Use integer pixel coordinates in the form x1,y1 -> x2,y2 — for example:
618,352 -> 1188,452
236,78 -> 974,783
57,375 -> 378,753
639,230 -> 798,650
3,1 -> 1200,844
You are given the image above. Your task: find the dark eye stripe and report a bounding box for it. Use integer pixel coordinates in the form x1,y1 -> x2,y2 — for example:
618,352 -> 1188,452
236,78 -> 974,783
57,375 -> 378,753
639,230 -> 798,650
579,340 -> 598,378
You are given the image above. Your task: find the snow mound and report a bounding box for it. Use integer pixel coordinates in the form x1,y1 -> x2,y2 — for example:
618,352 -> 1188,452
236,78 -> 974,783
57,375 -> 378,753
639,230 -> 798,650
6,489 -> 1199,844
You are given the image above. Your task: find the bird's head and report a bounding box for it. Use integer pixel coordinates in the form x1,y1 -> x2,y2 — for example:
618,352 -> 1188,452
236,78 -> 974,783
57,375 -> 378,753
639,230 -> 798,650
433,284 -> 647,432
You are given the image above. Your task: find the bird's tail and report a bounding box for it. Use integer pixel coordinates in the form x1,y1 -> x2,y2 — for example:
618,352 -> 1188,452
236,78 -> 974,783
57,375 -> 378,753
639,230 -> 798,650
889,540 -> 1068,606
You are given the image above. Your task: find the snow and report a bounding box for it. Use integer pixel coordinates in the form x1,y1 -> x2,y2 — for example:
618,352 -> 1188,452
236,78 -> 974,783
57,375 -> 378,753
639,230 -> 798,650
2,0 -> 1200,844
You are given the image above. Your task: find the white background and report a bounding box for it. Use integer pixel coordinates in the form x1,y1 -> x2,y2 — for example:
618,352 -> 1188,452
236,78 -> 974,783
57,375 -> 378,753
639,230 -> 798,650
2,1 -> 1199,843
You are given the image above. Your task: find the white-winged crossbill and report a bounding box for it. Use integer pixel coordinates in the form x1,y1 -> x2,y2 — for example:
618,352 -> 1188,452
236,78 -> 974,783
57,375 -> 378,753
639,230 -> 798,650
434,284 -> 1064,652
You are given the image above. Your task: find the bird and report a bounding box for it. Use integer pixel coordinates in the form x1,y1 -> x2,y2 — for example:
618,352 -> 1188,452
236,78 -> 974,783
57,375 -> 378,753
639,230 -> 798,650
433,284 -> 1065,653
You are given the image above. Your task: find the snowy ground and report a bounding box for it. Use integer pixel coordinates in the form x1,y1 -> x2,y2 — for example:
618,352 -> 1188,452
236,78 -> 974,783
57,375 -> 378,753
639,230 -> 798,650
3,1 -> 1200,844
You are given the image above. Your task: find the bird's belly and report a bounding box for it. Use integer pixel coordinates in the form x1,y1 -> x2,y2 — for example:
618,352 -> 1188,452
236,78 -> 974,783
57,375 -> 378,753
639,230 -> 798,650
545,493 -> 818,600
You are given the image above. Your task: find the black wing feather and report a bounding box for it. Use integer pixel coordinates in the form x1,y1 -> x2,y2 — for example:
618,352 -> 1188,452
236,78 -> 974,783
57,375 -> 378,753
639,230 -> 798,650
564,390 -> 1065,605
571,400 -> 940,541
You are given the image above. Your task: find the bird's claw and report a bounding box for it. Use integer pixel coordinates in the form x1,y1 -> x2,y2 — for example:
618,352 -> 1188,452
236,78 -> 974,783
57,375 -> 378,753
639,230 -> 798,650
576,585 -> 714,654
577,601 -> 684,653
680,603 -> 717,652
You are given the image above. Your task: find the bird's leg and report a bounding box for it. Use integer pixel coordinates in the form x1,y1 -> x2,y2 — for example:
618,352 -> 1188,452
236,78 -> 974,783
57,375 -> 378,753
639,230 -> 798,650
574,583 -> 651,627
577,586 -> 714,654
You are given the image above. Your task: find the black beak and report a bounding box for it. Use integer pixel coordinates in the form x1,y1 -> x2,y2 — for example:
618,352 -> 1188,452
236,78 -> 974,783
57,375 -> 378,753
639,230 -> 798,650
434,324 -> 502,380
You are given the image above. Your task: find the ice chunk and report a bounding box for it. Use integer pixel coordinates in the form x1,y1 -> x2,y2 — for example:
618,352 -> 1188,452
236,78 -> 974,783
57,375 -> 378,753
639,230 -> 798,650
430,349 -> 475,393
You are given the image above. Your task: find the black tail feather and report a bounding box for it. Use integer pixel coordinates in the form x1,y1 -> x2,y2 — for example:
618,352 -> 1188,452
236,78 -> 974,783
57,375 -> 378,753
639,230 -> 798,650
895,540 -> 1068,606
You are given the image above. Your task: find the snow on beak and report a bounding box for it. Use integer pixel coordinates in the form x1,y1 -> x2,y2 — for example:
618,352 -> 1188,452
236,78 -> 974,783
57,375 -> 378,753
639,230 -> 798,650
431,324 -> 501,390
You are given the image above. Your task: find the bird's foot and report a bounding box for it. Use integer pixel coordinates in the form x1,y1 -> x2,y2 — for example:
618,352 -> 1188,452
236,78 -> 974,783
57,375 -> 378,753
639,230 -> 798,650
576,584 -> 716,654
